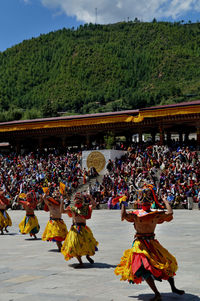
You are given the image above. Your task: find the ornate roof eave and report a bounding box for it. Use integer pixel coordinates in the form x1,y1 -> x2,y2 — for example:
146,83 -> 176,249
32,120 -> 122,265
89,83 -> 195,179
0,114 -> 134,133
0,101 -> 199,135
0,120 -> 135,140
133,103 -> 200,123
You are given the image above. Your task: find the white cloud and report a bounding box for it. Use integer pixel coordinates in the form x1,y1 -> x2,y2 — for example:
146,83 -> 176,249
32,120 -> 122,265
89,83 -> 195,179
41,0 -> 200,23
159,0 -> 199,19
194,1 -> 200,11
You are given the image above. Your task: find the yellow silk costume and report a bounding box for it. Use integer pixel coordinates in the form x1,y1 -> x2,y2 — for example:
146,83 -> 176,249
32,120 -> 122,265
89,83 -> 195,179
115,236 -> 178,284
42,218 -> 68,242
61,223 -> 98,261
0,210 -> 12,229
19,215 -> 40,235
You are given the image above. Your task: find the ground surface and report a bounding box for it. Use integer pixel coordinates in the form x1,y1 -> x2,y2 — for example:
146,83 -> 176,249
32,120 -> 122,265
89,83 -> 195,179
0,209 -> 200,301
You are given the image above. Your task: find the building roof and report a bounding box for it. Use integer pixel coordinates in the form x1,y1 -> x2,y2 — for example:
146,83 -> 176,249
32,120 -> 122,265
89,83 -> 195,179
141,100 -> 200,111
0,100 -> 199,133
0,109 -> 139,126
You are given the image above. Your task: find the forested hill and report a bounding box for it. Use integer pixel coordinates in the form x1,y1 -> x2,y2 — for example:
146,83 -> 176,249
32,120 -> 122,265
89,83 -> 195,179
1,21 -> 200,122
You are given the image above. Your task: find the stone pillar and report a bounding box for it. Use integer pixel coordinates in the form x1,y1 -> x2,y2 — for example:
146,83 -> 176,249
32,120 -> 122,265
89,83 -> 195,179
15,140 -> 21,154
197,127 -> 200,150
184,132 -> 189,143
38,137 -> 43,152
151,130 -> 156,144
86,134 -> 91,148
179,131 -> 183,144
77,139 -> 82,149
61,136 -> 66,148
138,130 -> 143,143
132,135 -> 137,143
99,134 -> 104,145
166,131 -> 171,145
159,126 -> 164,145
125,133 -> 132,144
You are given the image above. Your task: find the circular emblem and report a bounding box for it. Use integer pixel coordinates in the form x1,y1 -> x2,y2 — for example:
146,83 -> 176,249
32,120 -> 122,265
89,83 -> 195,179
87,151 -> 106,173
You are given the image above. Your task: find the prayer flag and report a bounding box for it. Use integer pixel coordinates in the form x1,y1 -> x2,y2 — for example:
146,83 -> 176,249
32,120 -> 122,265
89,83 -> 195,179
19,193 -> 26,199
42,187 -> 49,194
59,182 -> 65,195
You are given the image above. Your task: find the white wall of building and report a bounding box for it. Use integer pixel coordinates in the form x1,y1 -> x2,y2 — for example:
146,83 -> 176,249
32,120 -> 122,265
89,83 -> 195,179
82,149 -> 126,175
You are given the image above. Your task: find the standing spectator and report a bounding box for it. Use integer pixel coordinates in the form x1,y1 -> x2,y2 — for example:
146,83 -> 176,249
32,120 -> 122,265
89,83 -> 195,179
106,159 -> 113,174
186,187 -> 194,210
197,190 -> 200,210
167,192 -> 174,205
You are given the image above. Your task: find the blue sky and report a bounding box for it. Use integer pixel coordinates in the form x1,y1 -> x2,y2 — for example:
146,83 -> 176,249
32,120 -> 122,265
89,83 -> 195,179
1,0 -> 200,52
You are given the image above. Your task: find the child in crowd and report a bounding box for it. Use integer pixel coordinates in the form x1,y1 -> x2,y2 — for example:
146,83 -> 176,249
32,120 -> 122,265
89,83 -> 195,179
61,192 -> 98,267
42,189 -> 68,251
18,191 -> 40,239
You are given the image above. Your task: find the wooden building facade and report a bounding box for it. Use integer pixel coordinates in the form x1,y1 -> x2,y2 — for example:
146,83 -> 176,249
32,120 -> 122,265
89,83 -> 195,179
0,101 -> 199,153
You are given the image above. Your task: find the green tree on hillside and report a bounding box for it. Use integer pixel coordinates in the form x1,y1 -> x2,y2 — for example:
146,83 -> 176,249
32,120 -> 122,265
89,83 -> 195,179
0,21 -> 200,121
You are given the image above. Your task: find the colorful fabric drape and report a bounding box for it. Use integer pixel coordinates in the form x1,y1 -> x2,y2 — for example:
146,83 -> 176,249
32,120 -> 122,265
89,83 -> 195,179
61,224 -> 98,261
19,215 -> 40,235
42,219 -> 68,242
0,210 -> 12,228
115,237 -> 177,284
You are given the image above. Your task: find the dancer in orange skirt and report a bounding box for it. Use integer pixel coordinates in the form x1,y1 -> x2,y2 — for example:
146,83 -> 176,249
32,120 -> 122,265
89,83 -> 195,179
42,189 -> 68,251
61,192 -> 98,267
115,186 -> 184,301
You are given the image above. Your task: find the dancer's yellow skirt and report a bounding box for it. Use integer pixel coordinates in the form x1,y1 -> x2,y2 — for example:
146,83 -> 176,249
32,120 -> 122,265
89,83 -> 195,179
19,215 -> 40,235
115,238 -> 178,284
0,210 -> 12,228
61,224 -> 98,261
42,219 -> 68,242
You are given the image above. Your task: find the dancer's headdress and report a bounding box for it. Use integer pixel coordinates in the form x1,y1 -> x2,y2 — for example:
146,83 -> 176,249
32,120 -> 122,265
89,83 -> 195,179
74,192 -> 84,202
141,183 -> 164,209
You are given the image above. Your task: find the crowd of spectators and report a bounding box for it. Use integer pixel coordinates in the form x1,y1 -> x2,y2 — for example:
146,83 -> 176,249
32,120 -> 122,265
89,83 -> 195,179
88,144 -> 200,210
0,142 -> 200,210
0,150 -> 96,209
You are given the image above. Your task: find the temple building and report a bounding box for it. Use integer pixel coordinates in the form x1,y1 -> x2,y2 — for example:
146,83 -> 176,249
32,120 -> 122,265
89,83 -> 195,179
0,100 -> 199,153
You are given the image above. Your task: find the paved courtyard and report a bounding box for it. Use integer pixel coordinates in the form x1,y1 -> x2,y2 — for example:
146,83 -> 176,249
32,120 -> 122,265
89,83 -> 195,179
0,209 -> 200,301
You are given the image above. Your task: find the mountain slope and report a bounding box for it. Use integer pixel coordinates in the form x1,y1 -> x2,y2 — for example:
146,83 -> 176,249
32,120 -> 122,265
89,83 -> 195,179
0,21 -> 200,121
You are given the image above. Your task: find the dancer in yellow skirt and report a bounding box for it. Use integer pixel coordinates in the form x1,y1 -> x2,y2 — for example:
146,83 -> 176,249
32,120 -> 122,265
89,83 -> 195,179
115,187 -> 184,301
0,190 -> 12,234
61,192 -> 98,267
18,191 -> 40,239
42,190 -> 68,252
0,199 -> 9,235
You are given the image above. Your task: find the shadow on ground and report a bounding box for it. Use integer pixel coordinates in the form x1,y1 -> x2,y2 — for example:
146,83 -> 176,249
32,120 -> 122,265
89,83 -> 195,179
68,262 -> 116,269
48,249 -> 61,252
1,232 -> 19,236
25,237 -> 42,241
129,292 -> 200,300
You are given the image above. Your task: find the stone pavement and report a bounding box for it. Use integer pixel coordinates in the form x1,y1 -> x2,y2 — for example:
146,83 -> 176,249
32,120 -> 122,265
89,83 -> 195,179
0,209 -> 200,301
